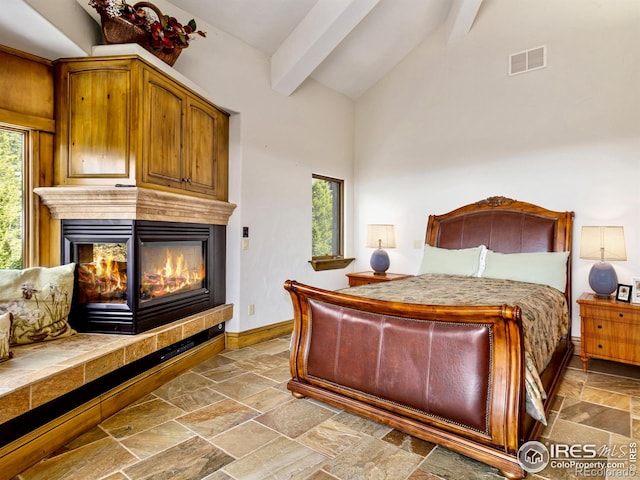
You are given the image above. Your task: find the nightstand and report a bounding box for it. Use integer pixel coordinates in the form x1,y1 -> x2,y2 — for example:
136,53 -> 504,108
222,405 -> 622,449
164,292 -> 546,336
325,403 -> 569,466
346,271 -> 412,287
576,292 -> 640,372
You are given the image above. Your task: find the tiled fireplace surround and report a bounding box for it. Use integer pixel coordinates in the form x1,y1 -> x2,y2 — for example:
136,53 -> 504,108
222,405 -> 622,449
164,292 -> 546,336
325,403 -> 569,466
0,186 -> 237,472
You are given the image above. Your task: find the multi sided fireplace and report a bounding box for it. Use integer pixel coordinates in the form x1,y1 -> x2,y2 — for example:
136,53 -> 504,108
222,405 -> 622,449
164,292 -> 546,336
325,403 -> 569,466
62,219 -> 226,334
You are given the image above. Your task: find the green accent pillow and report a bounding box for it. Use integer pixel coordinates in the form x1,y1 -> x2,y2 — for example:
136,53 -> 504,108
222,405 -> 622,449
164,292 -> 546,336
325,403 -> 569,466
0,264 -> 77,345
0,312 -> 12,362
482,251 -> 570,292
418,244 -> 486,277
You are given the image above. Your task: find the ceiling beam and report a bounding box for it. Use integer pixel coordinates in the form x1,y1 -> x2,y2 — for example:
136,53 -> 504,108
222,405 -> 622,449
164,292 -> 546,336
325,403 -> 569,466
445,0 -> 483,44
271,0 -> 380,96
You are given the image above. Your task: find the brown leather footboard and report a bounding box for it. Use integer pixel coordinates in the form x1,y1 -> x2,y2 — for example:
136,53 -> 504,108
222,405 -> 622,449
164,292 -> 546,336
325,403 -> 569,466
304,299 -> 492,433
285,279 -> 534,479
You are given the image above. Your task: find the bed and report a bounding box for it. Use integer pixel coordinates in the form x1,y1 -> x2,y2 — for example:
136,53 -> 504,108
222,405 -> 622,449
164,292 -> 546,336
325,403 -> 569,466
284,196 -> 574,479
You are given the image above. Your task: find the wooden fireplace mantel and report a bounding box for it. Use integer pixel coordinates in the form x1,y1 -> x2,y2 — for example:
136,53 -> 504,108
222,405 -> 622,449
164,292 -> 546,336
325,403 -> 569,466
34,186 -> 237,225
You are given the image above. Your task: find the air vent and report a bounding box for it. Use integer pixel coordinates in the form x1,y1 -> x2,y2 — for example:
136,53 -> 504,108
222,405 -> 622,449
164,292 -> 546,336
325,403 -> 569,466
509,46 -> 546,76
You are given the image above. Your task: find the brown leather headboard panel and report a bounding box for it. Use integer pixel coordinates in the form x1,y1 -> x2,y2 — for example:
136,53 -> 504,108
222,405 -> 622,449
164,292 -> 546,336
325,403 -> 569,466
435,211 -> 557,254
426,196 -> 573,254
425,196 -> 574,302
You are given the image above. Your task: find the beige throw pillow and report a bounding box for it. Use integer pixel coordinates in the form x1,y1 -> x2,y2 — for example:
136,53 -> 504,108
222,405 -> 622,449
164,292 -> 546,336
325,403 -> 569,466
0,312 -> 12,362
0,264 -> 77,345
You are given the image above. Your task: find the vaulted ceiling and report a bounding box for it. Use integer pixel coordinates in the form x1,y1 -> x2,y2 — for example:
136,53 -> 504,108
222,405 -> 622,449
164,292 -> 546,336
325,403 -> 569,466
0,0 -> 483,99
166,0 -> 483,98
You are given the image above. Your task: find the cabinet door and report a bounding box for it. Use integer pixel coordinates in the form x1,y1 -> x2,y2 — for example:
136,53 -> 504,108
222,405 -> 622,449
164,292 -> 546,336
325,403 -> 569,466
141,69 -> 184,189
184,97 -> 229,199
64,66 -> 132,179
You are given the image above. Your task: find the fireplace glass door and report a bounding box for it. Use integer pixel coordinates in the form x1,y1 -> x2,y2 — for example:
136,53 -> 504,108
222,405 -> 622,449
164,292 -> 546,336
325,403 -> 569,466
139,240 -> 206,302
77,242 -> 129,305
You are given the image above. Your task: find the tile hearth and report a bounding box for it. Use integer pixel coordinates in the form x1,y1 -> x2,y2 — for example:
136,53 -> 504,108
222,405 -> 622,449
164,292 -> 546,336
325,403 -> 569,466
0,305 -> 231,425
11,337 -> 640,480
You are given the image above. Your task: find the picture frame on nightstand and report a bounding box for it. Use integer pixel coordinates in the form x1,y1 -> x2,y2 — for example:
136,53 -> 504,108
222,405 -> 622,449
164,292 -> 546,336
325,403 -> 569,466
632,277 -> 640,304
616,284 -> 632,303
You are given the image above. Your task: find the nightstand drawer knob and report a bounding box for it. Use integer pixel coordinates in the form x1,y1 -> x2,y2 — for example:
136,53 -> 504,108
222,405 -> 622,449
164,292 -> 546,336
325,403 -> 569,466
598,344 -> 603,349
619,313 -> 624,318
597,325 -> 602,329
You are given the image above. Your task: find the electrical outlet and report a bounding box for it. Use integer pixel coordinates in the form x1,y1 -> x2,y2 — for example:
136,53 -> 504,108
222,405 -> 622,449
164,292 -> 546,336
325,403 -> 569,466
248,304 -> 255,315
242,238 -> 249,250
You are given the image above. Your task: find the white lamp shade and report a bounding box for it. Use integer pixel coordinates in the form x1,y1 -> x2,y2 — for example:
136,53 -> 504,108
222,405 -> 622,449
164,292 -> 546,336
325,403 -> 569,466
580,226 -> 626,261
366,224 -> 396,249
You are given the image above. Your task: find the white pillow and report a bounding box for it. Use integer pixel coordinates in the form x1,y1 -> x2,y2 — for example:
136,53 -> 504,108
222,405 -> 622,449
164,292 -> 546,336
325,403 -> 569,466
418,244 -> 487,277
481,250 -> 570,292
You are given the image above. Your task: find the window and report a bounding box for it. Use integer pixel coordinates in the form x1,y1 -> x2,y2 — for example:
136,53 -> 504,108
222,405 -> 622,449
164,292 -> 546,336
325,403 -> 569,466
0,127 -> 25,269
312,175 -> 342,257
310,174 -> 353,271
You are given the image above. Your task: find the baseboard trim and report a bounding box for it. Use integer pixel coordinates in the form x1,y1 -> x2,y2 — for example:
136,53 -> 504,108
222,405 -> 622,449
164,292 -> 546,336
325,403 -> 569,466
0,334 -> 225,479
572,336 -> 581,356
225,319 -> 293,349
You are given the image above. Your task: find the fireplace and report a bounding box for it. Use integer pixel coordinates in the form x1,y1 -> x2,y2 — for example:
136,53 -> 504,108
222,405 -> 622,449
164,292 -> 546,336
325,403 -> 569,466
62,219 -> 226,334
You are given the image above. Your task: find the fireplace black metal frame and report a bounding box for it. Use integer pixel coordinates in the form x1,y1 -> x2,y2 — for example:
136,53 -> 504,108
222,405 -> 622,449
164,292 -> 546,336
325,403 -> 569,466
62,219 -> 226,334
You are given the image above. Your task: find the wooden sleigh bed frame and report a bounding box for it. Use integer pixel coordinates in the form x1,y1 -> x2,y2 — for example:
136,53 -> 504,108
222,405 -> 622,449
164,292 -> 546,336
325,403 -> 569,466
284,196 -> 574,479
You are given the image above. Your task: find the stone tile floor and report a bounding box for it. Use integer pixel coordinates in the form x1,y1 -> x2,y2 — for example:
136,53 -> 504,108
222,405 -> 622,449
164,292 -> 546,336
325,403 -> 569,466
13,337 -> 640,480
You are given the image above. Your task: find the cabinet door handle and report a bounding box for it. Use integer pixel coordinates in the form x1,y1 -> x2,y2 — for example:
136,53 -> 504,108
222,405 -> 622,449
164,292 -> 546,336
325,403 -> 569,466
597,325 -> 602,329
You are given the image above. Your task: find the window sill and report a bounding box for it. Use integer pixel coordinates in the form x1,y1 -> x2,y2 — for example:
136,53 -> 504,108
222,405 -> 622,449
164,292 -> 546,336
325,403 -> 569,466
309,257 -> 355,272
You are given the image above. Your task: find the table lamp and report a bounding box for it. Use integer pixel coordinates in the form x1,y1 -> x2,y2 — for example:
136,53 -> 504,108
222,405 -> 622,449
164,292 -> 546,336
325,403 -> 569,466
580,226 -> 626,297
366,224 -> 395,275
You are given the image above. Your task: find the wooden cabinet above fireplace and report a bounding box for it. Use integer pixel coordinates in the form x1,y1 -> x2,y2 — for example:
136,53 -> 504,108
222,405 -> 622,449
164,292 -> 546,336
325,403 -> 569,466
54,55 -> 229,201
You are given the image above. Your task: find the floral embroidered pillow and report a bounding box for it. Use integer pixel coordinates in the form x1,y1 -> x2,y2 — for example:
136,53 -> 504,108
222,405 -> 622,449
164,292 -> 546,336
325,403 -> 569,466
0,312 -> 12,362
0,264 -> 77,345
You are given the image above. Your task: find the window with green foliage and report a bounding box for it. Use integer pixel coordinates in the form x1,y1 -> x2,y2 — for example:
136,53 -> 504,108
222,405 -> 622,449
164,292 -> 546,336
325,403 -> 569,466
0,128 -> 24,269
312,175 -> 343,258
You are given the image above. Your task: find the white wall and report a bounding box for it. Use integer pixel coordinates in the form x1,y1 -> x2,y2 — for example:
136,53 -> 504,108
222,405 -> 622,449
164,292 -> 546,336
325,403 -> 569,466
353,0 -> 640,335
156,1 -> 355,333
23,0 -> 101,56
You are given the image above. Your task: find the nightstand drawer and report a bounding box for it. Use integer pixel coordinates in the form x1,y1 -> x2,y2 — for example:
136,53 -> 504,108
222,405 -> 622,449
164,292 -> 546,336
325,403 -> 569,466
580,304 -> 640,323
583,334 -> 640,364
581,317 -> 640,339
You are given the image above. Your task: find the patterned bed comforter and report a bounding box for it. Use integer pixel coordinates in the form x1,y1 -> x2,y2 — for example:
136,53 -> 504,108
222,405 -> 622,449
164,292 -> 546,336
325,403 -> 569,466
343,274 -> 570,424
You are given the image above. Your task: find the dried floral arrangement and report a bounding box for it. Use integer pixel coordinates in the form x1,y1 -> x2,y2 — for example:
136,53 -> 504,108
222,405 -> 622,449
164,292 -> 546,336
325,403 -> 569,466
89,0 -> 206,63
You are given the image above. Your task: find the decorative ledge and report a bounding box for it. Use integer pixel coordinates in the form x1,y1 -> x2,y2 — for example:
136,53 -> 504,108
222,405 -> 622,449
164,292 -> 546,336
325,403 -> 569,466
34,186 -> 237,226
309,257 -> 355,271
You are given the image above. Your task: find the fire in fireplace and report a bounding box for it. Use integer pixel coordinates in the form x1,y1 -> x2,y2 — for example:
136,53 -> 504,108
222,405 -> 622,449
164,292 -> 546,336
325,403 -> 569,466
77,242 -> 128,304
140,242 -> 204,301
78,241 -> 205,304
62,219 -> 226,334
